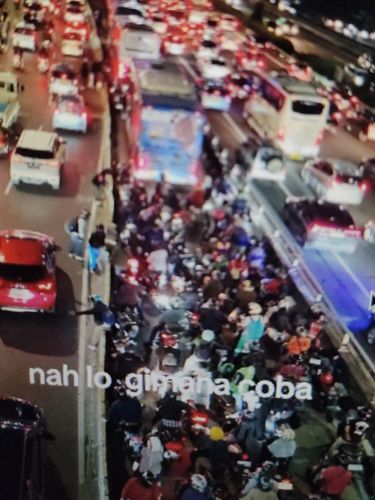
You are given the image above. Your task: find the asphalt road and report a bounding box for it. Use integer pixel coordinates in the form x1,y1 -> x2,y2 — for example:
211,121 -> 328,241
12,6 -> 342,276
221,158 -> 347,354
0,8 -> 106,500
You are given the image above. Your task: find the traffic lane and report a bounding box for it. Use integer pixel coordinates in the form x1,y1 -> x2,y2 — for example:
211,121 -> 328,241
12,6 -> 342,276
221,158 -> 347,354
0,54 -> 105,500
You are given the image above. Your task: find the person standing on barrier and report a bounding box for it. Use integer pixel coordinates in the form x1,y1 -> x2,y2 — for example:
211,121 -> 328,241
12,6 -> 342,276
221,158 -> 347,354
88,223 -> 106,273
66,208 -> 90,260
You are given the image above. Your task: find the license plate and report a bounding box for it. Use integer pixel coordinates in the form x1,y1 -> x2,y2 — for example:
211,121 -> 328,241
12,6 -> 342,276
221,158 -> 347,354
27,162 -> 40,169
348,464 -> 363,472
9,288 -> 29,300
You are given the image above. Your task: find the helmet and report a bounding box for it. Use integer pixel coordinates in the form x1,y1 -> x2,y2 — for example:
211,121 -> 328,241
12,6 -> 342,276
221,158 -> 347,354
219,362 -> 236,376
210,426 -> 224,441
248,302 -> 262,315
142,471 -> 157,485
162,353 -> 178,367
258,474 -> 272,492
201,329 -> 215,343
91,294 -> 102,302
191,474 -> 207,493
281,428 -> 295,441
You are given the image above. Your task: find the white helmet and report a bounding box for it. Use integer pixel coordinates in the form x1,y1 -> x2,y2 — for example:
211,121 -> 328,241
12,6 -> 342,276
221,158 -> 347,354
191,474 -> 207,492
201,329 -> 215,343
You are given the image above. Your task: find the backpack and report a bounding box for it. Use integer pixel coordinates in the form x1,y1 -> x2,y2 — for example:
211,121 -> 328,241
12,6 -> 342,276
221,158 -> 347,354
69,217 -> 79,233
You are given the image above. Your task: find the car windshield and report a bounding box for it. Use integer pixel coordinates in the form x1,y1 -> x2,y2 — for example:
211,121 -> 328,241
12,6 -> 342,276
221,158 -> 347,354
292,100 -> 325,115
52,69 -> 76,79
0,263 -> 46,282
59,98 -> 82,113
67,6 -> 83,12
63,32 -> 81,40
260,149 -> 283,162
0,263 -> 47,282
202,40 -> 215,47
116,6 -> 144,16
312,204 -> 354,226
211,59 -> 225,66
15,146 -> 55,159
15,27 -> 34,35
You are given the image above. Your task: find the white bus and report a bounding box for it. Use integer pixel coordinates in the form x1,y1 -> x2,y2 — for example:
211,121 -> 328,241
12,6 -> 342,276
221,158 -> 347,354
120,23 -> 161,61
243,72 -> 329,159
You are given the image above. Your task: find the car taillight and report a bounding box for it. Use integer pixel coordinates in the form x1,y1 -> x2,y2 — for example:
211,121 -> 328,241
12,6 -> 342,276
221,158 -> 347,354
360,180 -> 370,192
38,280 -> 53,291
308,223 -> 321,233
332,175 -> 343,185
82,112 -> 87,121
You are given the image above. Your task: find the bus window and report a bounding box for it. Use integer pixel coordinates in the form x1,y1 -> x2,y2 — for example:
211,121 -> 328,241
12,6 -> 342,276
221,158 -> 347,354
292,100 -> 325,115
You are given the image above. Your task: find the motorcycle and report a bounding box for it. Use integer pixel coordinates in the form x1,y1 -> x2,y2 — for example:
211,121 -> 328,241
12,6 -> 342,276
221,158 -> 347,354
37,55 -> 49,74
183,403 -> 210,444
12,52 -> 24,70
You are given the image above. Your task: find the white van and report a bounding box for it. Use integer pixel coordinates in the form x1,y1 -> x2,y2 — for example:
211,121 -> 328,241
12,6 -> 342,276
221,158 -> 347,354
10,130 -> 65,190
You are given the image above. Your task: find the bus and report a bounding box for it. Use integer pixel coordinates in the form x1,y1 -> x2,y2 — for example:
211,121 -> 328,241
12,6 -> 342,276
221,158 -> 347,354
243,71 -> 329,159
133,60 -> 205,185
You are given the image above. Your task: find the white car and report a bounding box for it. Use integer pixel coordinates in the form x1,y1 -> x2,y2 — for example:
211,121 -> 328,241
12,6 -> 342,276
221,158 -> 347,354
49,64 -> 79,98
248,147 -> 287,182
301,158 -> 367,205
197,39 -> 218,59
53,95 -> 87,132
64,20 -> 89,40
197,57 -> 231,80
64,4 -> 86,23
201,84 -> 231,111
163,35 -> 186,55
13,22 -> 38,51
62,31 -> 84,57
151,15 -> 168,34
11,130 -> 65,190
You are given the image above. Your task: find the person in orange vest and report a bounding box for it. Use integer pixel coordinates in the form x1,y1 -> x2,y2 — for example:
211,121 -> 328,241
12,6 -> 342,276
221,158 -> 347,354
286,326 -> 312,357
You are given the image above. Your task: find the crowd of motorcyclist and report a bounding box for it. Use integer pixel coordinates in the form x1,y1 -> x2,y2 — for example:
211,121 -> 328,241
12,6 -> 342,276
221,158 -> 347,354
100,154 -> 375,500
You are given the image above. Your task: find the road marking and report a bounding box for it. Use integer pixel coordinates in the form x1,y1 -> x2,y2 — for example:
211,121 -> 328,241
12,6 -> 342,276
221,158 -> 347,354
177,56 -> 199,80
279,181 -> 293,197
221,112 -> 248,143
4,180 -> 13,196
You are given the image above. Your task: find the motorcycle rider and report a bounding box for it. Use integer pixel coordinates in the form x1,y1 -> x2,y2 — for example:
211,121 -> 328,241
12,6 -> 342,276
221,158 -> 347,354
38,46 -> 50,72
120,471 -> 162,500
235,303 -> 265,355
154,391 -> 189,430
315,463 -> 352,499
13,47 -> 24,70
180,474 -> 215,500
107,389 -> 142,432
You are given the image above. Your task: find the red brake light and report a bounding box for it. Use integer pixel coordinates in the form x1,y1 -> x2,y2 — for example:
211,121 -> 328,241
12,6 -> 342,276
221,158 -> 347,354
360,180 -> 369,192
277,128 -> 285,142
315,131 -> 323,145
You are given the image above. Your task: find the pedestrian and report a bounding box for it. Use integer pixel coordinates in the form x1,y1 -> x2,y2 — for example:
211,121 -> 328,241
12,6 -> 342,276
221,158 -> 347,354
316,464 -> 352,499
139,429 -> 164,476
92,168 -> 111,201
75,295 -> 116,328
119,472 -> 162,500
110,240 -> 132,278
88,223 -> 106,273
66,208 -> 90,260
80,58 -> 89,86
180,474 -> 215,500
267,427 -> 297,462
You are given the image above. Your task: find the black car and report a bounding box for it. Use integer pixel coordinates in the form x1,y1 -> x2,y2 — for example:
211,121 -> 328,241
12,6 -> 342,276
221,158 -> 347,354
0,396 -> 53,500
281,198 -> 360,246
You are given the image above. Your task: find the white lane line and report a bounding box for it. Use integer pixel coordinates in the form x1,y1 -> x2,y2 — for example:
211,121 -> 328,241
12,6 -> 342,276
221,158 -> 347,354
221,112 -> 249,144
177,56 -> 199,80
278,182 -> 293,197
4,180 -> 13,196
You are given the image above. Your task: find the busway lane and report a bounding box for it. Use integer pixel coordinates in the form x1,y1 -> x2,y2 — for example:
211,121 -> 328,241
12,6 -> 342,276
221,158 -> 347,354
0,14 -> 106,500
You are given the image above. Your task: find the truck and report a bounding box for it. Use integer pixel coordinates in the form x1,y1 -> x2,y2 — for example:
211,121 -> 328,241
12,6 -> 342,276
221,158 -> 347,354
133,60 -> 205,185
0,72 -> 22,131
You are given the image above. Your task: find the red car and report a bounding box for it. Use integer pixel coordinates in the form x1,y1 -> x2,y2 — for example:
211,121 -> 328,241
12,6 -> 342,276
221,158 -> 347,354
0,230 -> 60,313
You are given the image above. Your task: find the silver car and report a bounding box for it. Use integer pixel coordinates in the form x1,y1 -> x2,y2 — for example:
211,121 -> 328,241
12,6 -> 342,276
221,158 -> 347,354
301,158 -> 368,205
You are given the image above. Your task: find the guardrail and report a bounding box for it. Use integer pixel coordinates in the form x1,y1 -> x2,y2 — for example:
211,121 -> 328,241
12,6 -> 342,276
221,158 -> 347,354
246,181 -> 375,407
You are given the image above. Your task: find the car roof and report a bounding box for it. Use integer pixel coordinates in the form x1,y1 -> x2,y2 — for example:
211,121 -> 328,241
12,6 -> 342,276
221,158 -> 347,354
0,230 -> 51,266
0,396 -> 42,424
287,199 -> 354,224
17,129 -> 57,151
